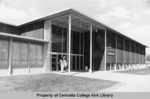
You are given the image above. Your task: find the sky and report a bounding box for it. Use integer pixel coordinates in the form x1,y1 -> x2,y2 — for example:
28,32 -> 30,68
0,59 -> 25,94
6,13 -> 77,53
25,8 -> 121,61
0,0 -> 150,54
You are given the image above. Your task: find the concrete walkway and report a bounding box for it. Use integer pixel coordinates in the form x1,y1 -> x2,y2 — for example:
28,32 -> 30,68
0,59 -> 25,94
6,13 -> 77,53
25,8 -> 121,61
52,70 -> 150,92
100,74 -> 150,92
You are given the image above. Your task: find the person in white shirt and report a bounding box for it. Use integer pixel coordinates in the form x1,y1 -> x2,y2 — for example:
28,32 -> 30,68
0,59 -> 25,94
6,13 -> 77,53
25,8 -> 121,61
59,56 -> 67,73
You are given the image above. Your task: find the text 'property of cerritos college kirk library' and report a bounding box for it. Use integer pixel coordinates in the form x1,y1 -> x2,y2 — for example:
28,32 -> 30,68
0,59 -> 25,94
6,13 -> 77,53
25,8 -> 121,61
0,8 -> 147,76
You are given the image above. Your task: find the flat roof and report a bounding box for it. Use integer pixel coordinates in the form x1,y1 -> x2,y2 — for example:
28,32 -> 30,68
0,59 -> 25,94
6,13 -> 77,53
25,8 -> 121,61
0,8 -> 147,47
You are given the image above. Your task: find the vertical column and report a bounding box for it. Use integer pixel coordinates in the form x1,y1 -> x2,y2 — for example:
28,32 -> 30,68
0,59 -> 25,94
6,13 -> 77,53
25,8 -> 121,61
8,38 -> 12,75
143,46 -> 146,66
141,46 -> 143,66
104,29 -> 107,71
115,34 -> 117,70
129,41 -> 131,69
134,44 -> 136,69
139,46 -> 141,67
43,20 -> 52,72
139,45 -> 141,67
89,24 -> 93,73
83,33 -> 85,69
79,33 -> 81,70
28,42 -> 30,73
68,14 -> 71,72
123,38 -> 125,69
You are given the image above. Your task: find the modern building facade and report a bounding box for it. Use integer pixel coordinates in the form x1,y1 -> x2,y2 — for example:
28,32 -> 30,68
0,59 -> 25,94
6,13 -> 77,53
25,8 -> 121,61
0,8 -> 146,76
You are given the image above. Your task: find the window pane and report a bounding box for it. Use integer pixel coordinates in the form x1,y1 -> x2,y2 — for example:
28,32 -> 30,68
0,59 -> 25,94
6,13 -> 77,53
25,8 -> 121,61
3,40 -> 9,60
37,44 -> 43,60
21,43 -> 28,60
63,28 -> 67,53
0,41 -> 3,60
81,33 -> 83,54
30,44 -> 37,60
52,25 -> 62,52
72,31 -> 80,54
12,42 -> 20,65
21,43 -> 28,65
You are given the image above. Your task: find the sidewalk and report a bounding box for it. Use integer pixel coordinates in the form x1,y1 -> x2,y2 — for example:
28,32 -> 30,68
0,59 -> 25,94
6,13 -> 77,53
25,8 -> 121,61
100,74 -> 150,92
74,71 -> 146,83
52,70 -> 150,92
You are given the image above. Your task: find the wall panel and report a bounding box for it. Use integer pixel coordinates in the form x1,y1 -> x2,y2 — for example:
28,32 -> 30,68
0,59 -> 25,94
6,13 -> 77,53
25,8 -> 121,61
0,23 -> 18,35
106,30 -> 116,63
0,23 -> 6,32
93,30 -> 105,70
117,35 -> 123,63
124,39 -> 130,63
19,21 -> 44,39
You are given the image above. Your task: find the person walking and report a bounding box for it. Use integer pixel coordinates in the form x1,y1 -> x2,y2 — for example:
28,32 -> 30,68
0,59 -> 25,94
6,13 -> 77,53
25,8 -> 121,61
59,56 -> 67,73
63,56 -> 67,72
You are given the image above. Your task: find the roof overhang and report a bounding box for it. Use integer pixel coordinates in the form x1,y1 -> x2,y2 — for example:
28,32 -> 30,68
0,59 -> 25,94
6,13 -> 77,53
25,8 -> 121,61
1,7 -> 147,47
0,32 -> 49,43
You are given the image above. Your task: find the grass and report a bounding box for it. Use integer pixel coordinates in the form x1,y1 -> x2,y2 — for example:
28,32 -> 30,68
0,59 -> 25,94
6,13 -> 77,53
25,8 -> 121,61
0,73 -> 118,92
116,67 -> 150,75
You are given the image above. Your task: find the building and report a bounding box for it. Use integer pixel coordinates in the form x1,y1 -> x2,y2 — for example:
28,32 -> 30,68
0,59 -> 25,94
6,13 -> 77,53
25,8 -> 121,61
146,54 -> 150,65
0,8 -> 147,76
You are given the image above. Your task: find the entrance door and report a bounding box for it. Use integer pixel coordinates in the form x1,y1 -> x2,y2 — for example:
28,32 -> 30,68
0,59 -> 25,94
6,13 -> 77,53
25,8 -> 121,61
51,54 -> 67,71
71,55 -> 84,71
51,54 -> 61,71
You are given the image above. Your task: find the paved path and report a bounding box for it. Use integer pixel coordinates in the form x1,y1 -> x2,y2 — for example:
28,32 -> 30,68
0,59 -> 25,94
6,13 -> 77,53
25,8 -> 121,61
100,74 -> 150,92
52,71 -> 150,92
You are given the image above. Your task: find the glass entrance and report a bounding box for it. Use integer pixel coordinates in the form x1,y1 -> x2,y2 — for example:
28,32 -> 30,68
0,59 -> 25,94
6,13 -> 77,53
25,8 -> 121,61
51,24 -> 84,72
71,55 -> 84,71
51,54 -> 67,71
70,30 -> 84,71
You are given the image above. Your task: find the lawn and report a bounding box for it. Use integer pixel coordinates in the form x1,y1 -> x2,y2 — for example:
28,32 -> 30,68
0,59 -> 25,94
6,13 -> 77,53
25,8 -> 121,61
0,73 -> 118,92
116,67 -> 150,75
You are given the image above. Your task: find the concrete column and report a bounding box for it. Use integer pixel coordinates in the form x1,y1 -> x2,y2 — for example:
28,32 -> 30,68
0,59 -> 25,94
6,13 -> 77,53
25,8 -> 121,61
28,42 -> 30,74
68,14 -> 72,72
129,41 -> 131,69
89,24 -> 93,73
104,29 -> 107,71
8,38 -> 12,75
115,34 -> 117,70
123,38 -> 125,69
43,20 -> 52,73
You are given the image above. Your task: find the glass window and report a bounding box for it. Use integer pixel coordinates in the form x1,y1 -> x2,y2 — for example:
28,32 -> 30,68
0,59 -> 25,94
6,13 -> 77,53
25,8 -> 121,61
63,28 -> 67,53
12,41 -> 28,67
37,44 -> 43,65
30,43 -> 43,66
30,44 -> 37,65
0,23 -> 5,32
52,25 -> 63,52
12,42 -> 20,66
20,43 -> 28,65
81,33 -> 83,54
72,31 -> 80,54
0,39 -> 9,67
